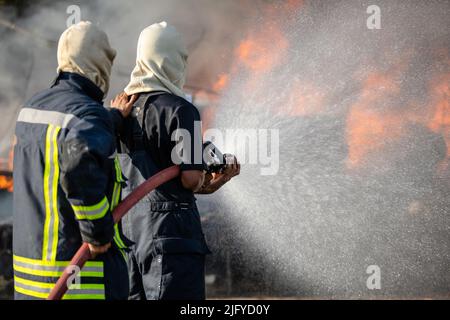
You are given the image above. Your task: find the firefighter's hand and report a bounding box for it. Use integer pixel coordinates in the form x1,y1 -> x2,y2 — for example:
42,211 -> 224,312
196,159 -> 240,194
221,155 -> 240,181
88,242 -> 111,258
111,92 -> 138,118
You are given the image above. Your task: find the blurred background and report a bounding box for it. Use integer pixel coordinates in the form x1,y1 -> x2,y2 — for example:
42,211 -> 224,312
0,0 -> 449,299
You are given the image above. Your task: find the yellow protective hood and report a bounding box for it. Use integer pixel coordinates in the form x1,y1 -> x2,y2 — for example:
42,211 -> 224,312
57,21 -> 116,97
124,22 -> 188,98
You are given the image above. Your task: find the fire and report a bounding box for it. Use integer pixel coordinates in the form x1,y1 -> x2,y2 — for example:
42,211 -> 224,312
427,73 -> 450,157
235,28 -> 288,74
213,74 -> 229,92
231,0 -> 297,78
207,0 -> 302,123
346,71 -> 406,168
0,175 -> 13,192
345,66 -> 450,171
0,138 -> 14,192
424,72 -> 450,173
346,108 -> 406,168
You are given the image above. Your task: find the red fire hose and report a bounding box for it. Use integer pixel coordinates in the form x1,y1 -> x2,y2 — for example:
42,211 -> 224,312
47,165 -> 181,300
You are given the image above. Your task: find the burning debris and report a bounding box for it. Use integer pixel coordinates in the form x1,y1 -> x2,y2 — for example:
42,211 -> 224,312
0,146 -> 14,193
0,174 -> 13,193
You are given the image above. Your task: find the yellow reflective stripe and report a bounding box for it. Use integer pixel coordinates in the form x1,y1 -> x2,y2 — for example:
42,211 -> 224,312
16,276 -> 53,289
72,196 -> 108,212
72,196 -> 109,220
113,224 -> 126,249
114,157 -> 124,182
42,126 -> 52,261
13,255 -> 104,278
13,264 -> 103,278
42,125 -> 61,261
112,157 -> 125,250
115,181 -> 121,206
117,248 -> 127,262
14,264 -> 62,277
15,276 -> 104,290
62,294 -> 105,300
13,255 -> 103,268
15,286 -> 105,300
112,158 -> 123,210
15,286 -> 49,299
112,181 -> 121,210
15,277 -> 105,300
51,127 -> 60,262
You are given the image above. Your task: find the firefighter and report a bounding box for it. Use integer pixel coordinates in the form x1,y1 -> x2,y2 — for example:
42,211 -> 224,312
118,22 -> 240,300
13,21 -> 136,300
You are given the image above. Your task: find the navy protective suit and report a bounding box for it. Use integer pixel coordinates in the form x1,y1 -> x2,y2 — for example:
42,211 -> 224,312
118,92 -> 211,300
13,72 -> 129,300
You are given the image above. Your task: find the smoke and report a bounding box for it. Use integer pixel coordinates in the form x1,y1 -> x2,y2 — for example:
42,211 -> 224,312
0,0 -> 264,159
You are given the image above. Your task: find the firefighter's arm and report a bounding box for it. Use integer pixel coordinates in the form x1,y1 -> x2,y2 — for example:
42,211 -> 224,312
168,104 -> 205,191
181,170 -> 205,192
60,108 -> 116,247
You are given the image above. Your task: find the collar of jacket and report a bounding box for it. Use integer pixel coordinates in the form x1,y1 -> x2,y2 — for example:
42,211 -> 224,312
52,72 -> 104,102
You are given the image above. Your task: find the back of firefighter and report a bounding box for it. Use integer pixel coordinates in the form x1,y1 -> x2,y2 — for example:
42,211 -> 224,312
13,21 -> 133,300
119,22 -> 240,300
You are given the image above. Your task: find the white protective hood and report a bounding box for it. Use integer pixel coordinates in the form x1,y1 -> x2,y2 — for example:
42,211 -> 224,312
57,21 -> 116,97
125,22 -> 188,98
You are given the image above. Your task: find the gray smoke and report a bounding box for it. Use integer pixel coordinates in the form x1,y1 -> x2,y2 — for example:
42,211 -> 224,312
0,0 -> 263,159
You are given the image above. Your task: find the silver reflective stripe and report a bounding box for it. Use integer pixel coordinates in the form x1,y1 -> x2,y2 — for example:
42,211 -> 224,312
13,260 -> 103,273
17,108 -> 78,128
67,288 -> 105,295
108,151 -> 118,159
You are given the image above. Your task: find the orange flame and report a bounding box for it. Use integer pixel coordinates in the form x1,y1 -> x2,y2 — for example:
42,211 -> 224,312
0,175 -> 13,192
426,72 -> 450,172
213,74 -> 229,92
346,108 -> 406,168
427,73 -> 450,157
205,1 -> 304,126
346,65 -> 450,172
346,71 -> 406,168
233,32 -> 288,99
232,1 -> 299,78
0,137 -> 14,192
235,28 -> 289,74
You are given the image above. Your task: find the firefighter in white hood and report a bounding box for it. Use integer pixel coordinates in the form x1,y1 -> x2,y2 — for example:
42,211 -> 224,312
118,22 -> 240,300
